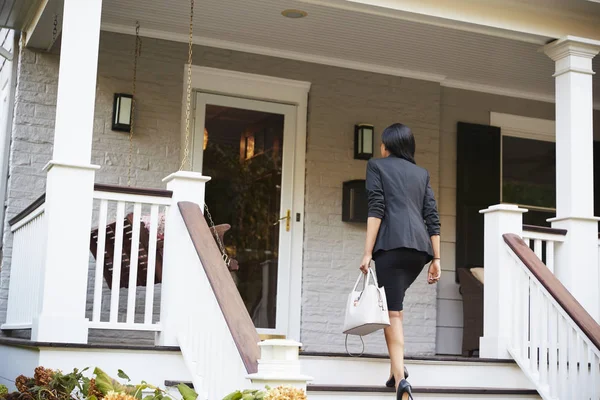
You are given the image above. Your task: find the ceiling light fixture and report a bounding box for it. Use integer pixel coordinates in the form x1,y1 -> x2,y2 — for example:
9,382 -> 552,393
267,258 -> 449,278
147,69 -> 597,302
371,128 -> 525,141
281,9 -> 307,19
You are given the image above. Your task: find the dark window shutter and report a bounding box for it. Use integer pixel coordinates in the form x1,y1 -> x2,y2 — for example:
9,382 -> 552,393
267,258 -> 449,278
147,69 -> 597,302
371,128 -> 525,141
456,122 -> 501,281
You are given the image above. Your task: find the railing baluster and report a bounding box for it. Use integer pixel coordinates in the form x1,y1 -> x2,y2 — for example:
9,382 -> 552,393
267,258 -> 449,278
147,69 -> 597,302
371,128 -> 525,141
533,239 -> 542,260
569,328 -> 578,400
546,241 -> 554,273
593,353 -> 599,399
93,199 -> 108,322
539,291 -> 548,387
548,305 -> 558,398
110,201 -> 126,323
126,203 -> 142,323
521,269 -> 530,361
530,281 -> 539,374
144,204 -> 159,324
558,316 -> 568,399
513,258 -> 522,353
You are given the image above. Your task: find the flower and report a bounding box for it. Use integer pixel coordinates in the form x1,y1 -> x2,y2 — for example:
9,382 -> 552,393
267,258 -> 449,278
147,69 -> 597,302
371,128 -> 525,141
34,367 -> 54,387
88,379 -> 103,399
104,391 -> 137,400
15,375 -> 31,394
264,386 -> 307,400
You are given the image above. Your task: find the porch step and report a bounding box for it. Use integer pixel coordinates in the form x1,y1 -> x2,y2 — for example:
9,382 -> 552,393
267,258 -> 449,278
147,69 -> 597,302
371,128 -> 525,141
299,352 -> 537,392
164,381 -> 540,399
307,385 -> 540,399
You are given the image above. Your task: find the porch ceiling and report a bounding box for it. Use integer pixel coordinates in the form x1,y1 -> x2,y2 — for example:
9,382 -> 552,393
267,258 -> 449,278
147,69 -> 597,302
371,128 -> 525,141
0,0 -> 38,30
100,0 -> 600,107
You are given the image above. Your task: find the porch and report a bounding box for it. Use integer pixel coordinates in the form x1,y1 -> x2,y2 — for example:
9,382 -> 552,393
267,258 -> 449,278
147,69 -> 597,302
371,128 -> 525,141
0,0 -> 600,397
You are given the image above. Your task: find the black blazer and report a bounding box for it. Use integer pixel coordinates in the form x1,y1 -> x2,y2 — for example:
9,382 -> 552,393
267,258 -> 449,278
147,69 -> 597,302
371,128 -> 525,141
366,156 -> 440,259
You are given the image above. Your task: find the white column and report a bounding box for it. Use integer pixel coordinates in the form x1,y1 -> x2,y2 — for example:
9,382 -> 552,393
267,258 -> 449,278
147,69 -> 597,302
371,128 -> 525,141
247,339 -> 313,391
479,204 -> 526,359
544,37 -> 600,321
158,171 -> 211,346
32,0 -> 103,343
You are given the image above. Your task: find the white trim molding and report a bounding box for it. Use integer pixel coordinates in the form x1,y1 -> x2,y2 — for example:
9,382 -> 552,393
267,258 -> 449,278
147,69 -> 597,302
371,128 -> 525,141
182,66 -> 310,342
101,23 -> 600,110
491,112 -> 555,142
187,65 -> 311,104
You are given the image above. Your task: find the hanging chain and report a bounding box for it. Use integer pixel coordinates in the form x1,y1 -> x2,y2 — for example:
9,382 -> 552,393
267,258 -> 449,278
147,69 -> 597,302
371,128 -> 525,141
179,0 -> 194,171
204,204 -> 231,267
52,14 -> 58,43
177,0 -> 230,267
128,21 -> 142,186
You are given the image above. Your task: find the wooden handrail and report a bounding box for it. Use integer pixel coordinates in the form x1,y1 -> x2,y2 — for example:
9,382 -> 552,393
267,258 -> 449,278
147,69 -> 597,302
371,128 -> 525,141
178,201 -> 260,374
503,233 -> 600,349
94,183 -> 173,198
8,193 -> 45,227
522,224 -> 567,236
9,184 -> 173,228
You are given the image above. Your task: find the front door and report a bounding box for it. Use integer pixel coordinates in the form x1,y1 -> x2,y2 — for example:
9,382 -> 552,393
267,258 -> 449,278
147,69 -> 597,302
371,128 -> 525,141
192,92 -> 296,337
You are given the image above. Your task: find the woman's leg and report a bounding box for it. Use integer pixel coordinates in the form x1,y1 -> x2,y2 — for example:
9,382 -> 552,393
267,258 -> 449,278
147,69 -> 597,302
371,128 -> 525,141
384,310 -> 405,390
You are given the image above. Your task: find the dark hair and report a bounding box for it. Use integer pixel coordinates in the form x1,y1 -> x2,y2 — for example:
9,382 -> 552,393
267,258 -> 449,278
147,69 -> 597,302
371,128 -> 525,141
381,123 -> 416,164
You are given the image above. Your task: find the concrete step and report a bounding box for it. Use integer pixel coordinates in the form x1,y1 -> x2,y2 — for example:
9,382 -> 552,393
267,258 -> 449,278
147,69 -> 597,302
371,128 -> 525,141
299,352 -> 537,391
307,385 -> 540,399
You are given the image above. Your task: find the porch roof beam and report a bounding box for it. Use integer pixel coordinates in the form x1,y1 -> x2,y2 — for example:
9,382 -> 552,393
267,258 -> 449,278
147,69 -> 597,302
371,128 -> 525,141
23,0 -> 63,51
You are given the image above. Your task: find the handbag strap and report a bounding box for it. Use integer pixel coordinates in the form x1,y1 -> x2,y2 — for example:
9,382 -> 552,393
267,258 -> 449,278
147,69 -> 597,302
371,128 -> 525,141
368,267 -> 380,287
345,334 -> 365,357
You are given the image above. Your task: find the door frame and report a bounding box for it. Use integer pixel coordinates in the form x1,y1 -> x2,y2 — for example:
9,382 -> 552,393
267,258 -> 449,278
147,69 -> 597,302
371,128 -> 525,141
181,65 -> 311,341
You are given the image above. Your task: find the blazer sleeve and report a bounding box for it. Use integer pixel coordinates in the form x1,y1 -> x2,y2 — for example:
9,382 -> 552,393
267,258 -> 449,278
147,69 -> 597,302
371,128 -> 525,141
423,173 -> 441,236
366,160 -> 385,219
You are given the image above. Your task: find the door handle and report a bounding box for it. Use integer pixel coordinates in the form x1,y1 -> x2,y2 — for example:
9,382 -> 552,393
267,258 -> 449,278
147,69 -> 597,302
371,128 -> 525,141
273,209 -> 291,232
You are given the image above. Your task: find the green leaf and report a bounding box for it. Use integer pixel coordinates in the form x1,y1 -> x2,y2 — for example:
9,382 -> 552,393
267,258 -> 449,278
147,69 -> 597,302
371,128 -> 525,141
241,394 -> 255,400
176,383 -> 198,400
222,391 -> 243,400
117,370 -> 131,382
93,368 -> 115,395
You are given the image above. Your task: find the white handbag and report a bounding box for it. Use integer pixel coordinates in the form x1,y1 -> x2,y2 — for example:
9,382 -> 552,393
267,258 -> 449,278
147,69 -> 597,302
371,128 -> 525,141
343,268 -> 390,336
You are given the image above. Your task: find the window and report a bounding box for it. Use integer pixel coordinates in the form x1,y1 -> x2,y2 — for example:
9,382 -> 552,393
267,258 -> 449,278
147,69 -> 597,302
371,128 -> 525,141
502,135 -> 556,210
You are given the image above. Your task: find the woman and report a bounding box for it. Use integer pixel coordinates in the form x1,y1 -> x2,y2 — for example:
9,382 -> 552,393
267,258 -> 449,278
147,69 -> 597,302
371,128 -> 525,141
360,123 -> 441,400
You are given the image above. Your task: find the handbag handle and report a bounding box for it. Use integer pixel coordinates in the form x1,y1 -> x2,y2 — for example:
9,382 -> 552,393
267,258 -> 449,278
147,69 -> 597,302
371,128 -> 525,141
352,268 -> 381,292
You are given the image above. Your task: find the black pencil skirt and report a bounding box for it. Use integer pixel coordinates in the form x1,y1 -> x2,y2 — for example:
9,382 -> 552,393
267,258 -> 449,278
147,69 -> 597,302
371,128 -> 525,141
373,247 -> 429,311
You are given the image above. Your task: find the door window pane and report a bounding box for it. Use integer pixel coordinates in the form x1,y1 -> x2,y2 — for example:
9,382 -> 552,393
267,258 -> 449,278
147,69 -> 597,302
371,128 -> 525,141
203,105 -> 284,329
502,136 -> 556,209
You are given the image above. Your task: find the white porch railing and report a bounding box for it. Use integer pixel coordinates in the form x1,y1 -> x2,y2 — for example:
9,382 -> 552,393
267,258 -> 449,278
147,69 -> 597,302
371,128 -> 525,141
2,198 -> 46,329
504,234 -> 600,400
522,225 -> 567,274
88,185 -> 171,332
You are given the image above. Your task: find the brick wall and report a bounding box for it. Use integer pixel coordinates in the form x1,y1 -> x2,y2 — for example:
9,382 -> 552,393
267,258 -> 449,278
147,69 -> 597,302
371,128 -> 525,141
0,32 -> 442,354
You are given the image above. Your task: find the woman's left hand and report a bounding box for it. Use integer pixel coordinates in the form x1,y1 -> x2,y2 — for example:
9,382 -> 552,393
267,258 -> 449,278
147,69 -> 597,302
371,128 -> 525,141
428,259 -> 441,284
360,254 -> 372,274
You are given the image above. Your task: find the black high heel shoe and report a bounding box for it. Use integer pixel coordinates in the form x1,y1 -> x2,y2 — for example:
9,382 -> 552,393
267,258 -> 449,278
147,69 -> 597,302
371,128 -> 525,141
396,379 -> 413,400
385,366 -> 409,388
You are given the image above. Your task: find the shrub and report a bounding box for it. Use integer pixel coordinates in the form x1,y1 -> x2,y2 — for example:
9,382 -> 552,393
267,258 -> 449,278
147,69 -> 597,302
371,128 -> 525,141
1,367 -> 197,400
223,386 -> 306,400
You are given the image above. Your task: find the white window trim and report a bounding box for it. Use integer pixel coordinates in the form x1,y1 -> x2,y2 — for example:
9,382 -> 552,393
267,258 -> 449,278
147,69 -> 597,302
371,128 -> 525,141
491,112 -> 555,143
492,112 -> 557,212
181,65 -> 311,342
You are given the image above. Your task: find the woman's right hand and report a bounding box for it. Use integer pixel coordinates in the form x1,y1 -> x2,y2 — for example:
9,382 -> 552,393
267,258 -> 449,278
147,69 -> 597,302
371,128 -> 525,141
428,259 -> 441,284
360,254 -> 372,274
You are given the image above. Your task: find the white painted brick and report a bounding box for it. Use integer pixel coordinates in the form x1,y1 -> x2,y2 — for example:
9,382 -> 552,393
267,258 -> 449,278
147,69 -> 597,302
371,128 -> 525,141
0,34 -> 442,353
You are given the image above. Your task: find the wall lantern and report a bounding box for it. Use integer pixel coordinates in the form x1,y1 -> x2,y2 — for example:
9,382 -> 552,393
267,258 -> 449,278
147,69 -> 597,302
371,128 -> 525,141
112,93 -> 133,132
354,124 -> 374,160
